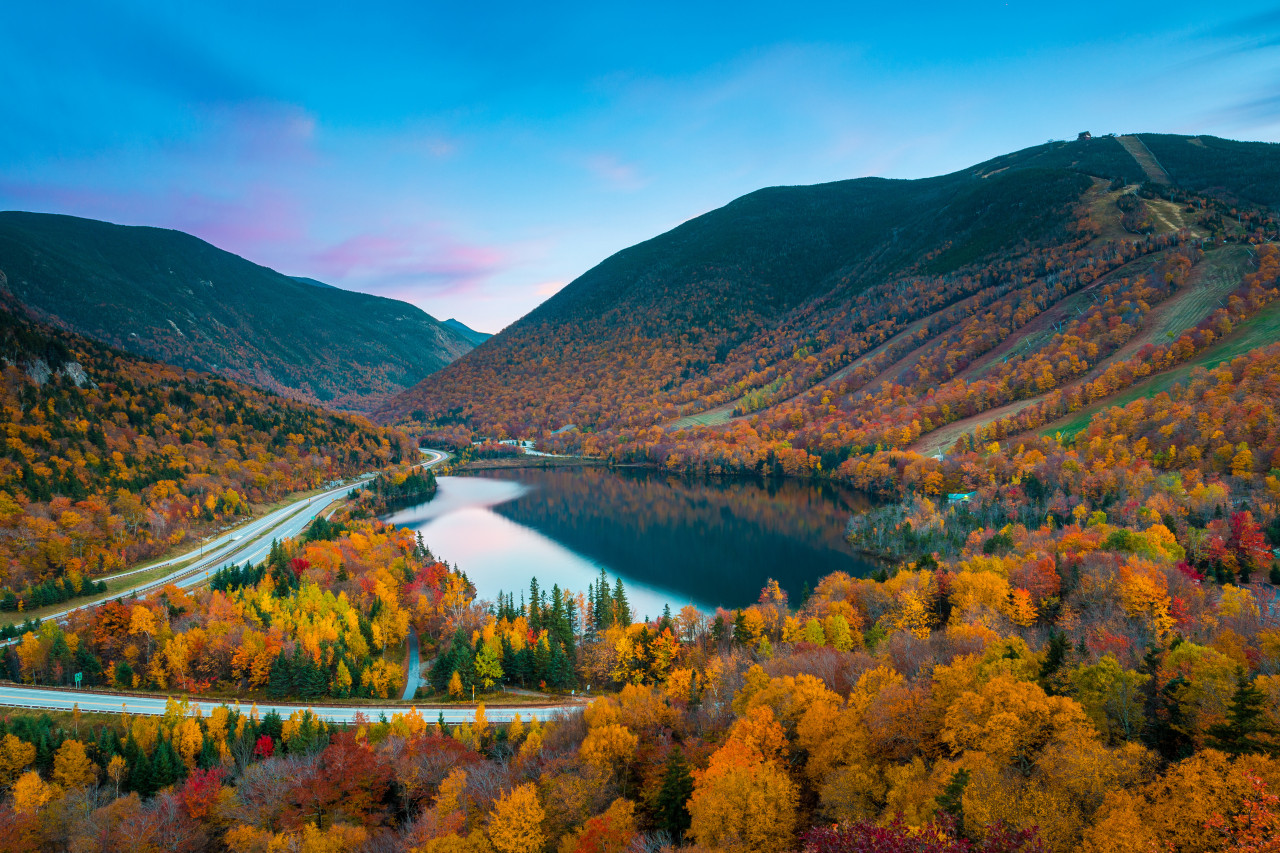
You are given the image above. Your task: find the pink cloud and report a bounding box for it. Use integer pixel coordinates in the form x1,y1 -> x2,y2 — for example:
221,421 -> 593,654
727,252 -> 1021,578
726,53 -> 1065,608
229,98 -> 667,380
312,225 -> 506,297
534,280 -> 566,296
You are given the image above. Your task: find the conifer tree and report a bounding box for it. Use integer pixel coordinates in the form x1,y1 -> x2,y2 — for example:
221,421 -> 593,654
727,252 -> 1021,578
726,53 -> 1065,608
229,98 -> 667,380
653,748 -> 694,837
1207,670 -> 1280,756
612,576 -> 631,626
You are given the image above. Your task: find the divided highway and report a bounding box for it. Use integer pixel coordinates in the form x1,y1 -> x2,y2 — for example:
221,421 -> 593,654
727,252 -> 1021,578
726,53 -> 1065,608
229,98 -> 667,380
14,449 -> 448,626
0,450 -> 578,722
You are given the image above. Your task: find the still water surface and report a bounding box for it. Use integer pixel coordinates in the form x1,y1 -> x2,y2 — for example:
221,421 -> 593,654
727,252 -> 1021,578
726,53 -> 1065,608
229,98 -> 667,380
384,466 -> 877,618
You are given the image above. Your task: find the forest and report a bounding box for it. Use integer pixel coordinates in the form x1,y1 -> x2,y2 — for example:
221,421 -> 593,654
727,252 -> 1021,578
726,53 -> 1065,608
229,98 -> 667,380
0,136 -> 1278,851
0,325 -> 1278,850
0,294 -> 415,608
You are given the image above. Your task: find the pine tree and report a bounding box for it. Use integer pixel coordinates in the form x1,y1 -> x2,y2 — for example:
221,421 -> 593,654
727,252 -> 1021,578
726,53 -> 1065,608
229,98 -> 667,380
129,748 -> 156,797
197,735 -> 219,770
932,767 -> 970,838
548,583 -> 566,643
548,641 -> 572,689
34,732 -> 53,774
528,578 -> 542,633
1039,631 -> 1070,694
1207,670 -> 1280,756
653,748 -> 694,837
595,569 -> 612,631
267,653 -> 294,699
533,637 -> 551,686
612,576 -> 631,626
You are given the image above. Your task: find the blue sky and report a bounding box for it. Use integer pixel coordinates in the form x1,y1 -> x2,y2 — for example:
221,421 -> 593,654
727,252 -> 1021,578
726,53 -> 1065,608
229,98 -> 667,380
3,2 -> 1279,331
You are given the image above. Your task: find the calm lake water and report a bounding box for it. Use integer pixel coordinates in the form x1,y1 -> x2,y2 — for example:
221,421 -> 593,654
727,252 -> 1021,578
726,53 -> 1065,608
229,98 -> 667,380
383,466 -> 878,618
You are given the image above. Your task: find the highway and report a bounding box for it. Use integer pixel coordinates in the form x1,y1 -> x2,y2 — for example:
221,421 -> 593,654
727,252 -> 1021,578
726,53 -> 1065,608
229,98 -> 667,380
0,450 -> 553,721
18,448 -> 449,624
0,684 -> 575,723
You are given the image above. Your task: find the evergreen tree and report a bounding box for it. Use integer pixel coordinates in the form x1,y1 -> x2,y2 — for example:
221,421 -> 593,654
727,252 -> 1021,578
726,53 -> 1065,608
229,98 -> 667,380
533,638 -> 552,686
1148,674 -> 1195,762
1207,670 -> 1280,756
936,768 -> 971,835
1039,631 -> 1070,694
653,748 -> 694,837
548,583 -> 566,643
259,711 -> 284,743
548,641 -> 573,689
130,748 -> 156,797
595,569 -> 612,631
528,578 -> 543,633
268,653 -> 295,699
197,734 -> 219,770
612,576 -> 631,626
153,739 -> 182,787
35,731 -> 53,773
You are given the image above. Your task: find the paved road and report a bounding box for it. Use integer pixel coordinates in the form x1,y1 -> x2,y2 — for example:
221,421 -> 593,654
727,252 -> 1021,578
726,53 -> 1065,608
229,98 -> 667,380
402,629 -> 422,701
15,449 -> 449,626
0,684 -> 572,723
0,450 -> 552,722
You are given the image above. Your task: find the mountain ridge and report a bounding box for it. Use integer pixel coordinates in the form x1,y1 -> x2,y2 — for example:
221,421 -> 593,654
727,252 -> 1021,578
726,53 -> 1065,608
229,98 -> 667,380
0,212 -> 474,411
380,132 -> 1280,472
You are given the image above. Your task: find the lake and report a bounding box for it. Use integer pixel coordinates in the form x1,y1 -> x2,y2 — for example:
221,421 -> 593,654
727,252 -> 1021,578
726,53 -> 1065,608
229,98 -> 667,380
383,466 -> 878,618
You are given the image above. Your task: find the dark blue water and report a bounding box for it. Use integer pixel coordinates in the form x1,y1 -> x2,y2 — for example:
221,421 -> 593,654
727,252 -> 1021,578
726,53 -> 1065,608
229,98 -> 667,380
384,466 -> 876,618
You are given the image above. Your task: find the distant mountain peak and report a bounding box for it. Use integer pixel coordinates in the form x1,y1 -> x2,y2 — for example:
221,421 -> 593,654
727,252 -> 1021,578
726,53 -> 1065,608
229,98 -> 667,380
442,318 -> 492,346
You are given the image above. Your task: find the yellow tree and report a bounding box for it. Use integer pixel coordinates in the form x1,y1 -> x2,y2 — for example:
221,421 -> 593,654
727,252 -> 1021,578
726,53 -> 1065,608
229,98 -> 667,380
52,739 -> 97,789
0,734 -> 36,790
687,739 -> 798,853
579,724 -> 639,779
488,783 -> 546,853
11,770 -> 54,814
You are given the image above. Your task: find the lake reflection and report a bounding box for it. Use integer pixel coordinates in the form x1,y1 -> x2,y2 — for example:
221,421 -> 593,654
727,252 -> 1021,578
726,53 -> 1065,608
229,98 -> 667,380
383,466 -> 877,618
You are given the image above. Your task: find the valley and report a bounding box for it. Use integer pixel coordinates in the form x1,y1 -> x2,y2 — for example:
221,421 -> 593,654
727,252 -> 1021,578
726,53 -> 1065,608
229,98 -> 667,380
0,131 -> 1279,853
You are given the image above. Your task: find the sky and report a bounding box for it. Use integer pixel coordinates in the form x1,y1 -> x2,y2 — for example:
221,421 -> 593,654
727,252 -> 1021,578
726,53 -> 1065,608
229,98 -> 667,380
3,2 -> 1280,332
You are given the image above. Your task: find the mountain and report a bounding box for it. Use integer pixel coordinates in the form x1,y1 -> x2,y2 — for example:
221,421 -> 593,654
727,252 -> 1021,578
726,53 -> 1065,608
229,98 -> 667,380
0,284 -> 411,599
442,318 -> 492,346
380,133 -> 1280,472
0,212 -> 475,411
291,275 -> 338,289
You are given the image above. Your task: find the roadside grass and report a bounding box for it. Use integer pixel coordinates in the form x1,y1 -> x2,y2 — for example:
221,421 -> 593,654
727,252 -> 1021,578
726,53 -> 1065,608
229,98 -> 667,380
0,486 -> 355,630
0,561 -> 193,629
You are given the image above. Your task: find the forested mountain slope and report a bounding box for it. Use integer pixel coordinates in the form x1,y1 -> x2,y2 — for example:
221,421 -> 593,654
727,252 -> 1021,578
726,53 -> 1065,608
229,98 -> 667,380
0,289 -> 412,603
0,212 -> 474,412
382,134 -> 1280,475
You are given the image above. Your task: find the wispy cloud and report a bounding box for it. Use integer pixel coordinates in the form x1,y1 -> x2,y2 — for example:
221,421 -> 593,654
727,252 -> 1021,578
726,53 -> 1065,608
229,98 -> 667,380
313,226 -> 506,298
584,154 -> 647,191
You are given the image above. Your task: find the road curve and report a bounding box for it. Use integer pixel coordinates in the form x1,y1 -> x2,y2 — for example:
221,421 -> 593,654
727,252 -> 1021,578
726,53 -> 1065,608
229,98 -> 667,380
13,449 -> 449,628
0,683 -> 576,723
0,450 -> 476,721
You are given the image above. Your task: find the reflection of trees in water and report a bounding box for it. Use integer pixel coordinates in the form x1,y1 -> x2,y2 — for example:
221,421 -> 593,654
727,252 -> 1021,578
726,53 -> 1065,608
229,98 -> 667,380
482,468 -> 878,609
